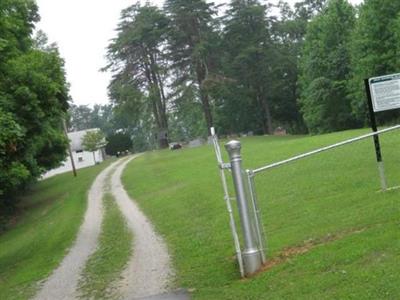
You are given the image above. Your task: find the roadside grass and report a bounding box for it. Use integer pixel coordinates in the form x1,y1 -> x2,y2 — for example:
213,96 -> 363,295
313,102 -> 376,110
78,191 -> 133,300
122,128 -> 400,299
0,160 -> 114,300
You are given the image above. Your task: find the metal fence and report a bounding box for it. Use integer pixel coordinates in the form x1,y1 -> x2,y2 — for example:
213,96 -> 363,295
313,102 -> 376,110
212,125 -> 400,277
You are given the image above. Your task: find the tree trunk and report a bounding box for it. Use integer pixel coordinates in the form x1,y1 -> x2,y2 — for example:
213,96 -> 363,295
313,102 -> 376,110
92,151 -> 96,165
200,90 -> 213,135
256,86 -> 273,135
147,51 -> 169,149
196,62 -> 213,135
158,129 -> 169,149
262,98 -> 273,134
143,54 -> 169,149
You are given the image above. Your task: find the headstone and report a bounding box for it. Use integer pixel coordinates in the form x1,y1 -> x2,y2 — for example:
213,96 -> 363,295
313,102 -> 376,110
188,138 -> 205,148
274,127 -> 287,136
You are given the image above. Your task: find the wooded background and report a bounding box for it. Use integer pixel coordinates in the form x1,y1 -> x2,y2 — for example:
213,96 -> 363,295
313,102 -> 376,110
2,0 -> 400,213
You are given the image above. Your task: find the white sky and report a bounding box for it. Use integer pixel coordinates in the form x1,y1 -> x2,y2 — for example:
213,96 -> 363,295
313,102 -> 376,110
35,0 -> 363,106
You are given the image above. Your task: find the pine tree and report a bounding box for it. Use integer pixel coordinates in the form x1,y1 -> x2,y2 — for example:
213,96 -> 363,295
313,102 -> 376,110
165,0 -> 219,135
105,3 -> 170,148
220,0 -> 274,134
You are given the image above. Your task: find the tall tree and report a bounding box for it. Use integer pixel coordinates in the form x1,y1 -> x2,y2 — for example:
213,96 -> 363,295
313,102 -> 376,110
68,104 -> 93,131
0,1 -> 70,212
266,0 -> 328,133
219,0 -> 274,134
299,0 -> 357,133
165,0 -> 219,135
350,0 -> 400,123
68,104 -> 115,135
105,3 -> 170,148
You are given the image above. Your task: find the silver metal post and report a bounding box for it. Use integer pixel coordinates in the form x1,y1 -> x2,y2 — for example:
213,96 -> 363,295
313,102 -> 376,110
225,140 -> 262,276
246,170 -> 267,264
211,128 -> 244,277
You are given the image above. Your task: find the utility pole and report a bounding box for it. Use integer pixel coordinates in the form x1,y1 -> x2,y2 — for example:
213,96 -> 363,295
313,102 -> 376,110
63,119 -> 77,177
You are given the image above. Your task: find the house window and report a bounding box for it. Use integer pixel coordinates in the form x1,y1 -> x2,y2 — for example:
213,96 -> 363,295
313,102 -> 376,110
78,156 -> 84,162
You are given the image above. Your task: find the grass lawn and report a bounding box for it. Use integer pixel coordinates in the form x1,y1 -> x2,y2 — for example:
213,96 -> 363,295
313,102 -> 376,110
78,191 -> 133,300
0,160 -> 114,300
122,128 -> 400,299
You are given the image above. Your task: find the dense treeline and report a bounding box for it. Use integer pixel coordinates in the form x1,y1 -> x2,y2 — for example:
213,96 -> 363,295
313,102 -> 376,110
2,0 -> 399,212
103,0 -> 400,148
0,0 -> 69,215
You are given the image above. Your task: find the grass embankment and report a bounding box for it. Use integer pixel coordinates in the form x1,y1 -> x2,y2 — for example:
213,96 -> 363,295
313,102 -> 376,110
78,191 -> 133,299
122,128 -> 400,299
0,161 -> 114,300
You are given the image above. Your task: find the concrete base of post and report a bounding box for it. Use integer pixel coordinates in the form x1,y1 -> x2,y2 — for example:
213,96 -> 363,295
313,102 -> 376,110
242,249 -> 262,276
377,161 -> 387,191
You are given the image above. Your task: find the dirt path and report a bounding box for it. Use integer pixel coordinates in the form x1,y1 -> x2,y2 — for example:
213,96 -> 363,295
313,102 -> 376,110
33,160 -> 122,300
110,156 -> 175,299
33,156 -> 177,300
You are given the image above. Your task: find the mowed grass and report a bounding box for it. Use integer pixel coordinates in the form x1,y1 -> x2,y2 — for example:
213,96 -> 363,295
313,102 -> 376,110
0,160 -> 114,300
78,192 -> 133,300
122,128 -> 400,299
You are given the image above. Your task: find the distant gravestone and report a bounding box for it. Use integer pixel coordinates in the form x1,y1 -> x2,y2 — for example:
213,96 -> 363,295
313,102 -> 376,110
274,127 -> 287,136
188,138 -> 205,148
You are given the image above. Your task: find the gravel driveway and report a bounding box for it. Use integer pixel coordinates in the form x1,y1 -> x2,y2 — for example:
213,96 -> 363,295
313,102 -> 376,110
33,156 -> 179,300
33,160 -> 122,300
110,156 -> 175,299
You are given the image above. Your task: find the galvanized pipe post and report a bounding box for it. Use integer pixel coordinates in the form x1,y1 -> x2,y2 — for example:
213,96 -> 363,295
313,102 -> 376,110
246,170 -> 267,264
225,140 -> 262,276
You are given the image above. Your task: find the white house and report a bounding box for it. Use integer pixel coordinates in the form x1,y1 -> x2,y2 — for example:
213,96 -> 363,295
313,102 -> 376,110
42,128 -> 105,179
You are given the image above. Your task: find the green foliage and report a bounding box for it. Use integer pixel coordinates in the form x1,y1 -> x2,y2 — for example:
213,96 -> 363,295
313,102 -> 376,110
349,0 -> 400,123
165,0 -> 219,133
105,133 -> 133,156
299,0 -> 357,133
217,0 -> 274,134
105,3 -> 170,149
100,0 -> 400,145
0,0 -> 69,211
82,130 -> 106,153
68,104 -> 115,135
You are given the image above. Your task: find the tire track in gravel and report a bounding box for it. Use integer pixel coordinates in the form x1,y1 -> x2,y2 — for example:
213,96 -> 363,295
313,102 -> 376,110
110,156 -> 175,299
33,159 -> 123,300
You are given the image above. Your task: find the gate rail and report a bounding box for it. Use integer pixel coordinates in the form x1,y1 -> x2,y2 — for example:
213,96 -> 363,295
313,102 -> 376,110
253,125 -> 400,175
213,125 -> 400,277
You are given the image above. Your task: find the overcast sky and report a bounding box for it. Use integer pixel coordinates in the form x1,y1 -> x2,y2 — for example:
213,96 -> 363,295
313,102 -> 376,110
35,0 -> 363,106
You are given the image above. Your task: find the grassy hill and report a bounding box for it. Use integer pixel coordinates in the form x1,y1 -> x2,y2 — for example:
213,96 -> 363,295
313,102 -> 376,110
122,128 -> 400,299
0,161 -> 114,300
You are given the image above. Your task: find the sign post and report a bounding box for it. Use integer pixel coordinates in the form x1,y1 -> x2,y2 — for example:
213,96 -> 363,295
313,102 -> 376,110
365,73 -> 400,190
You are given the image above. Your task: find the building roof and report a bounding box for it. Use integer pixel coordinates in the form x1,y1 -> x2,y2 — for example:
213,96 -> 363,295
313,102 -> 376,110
68,128 -> 100,151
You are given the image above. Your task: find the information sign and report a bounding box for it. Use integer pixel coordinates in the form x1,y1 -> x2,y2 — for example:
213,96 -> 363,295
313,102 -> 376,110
369,73 -> 400,112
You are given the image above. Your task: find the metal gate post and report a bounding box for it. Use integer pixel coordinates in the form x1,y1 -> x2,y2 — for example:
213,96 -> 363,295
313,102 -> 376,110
211,128 -> 244,277
225,140 -> 262,276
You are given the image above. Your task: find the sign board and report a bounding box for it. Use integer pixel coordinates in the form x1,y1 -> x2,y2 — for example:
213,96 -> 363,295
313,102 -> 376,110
369,73 -> 400,112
